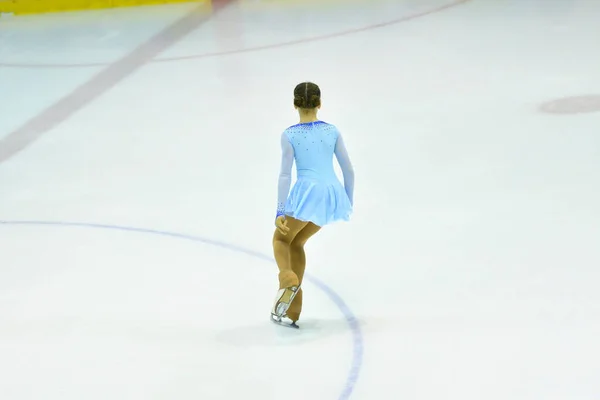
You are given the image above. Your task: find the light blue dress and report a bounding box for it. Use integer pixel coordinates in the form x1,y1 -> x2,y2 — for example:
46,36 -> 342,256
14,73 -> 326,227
276,120 -> 354,227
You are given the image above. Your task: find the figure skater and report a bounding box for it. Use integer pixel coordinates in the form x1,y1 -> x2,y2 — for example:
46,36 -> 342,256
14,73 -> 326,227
271,82 -> 355,328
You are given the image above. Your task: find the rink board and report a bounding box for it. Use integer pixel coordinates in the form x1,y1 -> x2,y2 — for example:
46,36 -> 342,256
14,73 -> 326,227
0,0 -> 206,15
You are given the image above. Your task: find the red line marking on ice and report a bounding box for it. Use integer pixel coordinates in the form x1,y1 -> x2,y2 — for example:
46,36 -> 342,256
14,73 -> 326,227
0,0 -> 233,165
0,0 -> 471,69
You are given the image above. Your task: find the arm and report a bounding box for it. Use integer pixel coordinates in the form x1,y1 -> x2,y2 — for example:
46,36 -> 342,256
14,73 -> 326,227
335,133 -> 355,205
276,132 -> 294,218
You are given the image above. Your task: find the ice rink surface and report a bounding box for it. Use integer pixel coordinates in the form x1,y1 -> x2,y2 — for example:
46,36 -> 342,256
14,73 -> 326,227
1,0 -> 599,398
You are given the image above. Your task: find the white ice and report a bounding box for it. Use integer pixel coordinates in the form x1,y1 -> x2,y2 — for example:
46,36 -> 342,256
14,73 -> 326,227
1,0 -> 599,399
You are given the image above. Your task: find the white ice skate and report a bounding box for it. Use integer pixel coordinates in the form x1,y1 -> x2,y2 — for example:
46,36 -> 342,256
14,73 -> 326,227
270,286 -> 300,329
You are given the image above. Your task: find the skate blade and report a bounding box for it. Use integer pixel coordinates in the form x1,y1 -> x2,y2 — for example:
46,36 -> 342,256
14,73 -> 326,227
271,314 -> 299,329
272,286 -> 300,317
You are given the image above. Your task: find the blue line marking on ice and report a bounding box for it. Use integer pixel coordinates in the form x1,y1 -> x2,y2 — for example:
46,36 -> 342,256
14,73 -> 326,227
0,219 -> 363,400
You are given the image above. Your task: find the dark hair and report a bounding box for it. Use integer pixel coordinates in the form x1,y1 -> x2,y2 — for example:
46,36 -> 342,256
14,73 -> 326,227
294,82 -> 321,109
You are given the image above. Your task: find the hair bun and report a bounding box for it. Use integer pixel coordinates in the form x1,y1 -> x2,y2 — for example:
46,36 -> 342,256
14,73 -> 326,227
308,94 -> 320,108
293,82 -> 321,109
294,95 -> 306,108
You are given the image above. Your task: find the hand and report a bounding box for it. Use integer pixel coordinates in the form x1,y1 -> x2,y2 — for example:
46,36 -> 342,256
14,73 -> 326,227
275,215 -> 290,235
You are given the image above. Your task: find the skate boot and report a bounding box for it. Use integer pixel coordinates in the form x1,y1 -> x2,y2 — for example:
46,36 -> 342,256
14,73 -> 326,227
270,286 -> 300,328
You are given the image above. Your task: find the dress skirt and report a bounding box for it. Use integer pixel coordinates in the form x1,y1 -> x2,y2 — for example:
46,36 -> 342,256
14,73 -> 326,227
284,177 -> 352,227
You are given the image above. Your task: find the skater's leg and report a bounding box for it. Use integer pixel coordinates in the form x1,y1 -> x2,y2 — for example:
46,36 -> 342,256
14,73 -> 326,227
271,217 -> 311,320
272,216 -> 309,289
286,289 -> 302,322
285,222 -> 321,322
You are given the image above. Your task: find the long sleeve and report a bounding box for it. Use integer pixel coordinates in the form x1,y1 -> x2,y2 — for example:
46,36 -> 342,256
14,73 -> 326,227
276,132 -> 294,217
334,133 -> 354,205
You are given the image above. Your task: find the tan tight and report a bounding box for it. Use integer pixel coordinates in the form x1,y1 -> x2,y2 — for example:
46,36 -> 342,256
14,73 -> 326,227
272,216 -> 321,322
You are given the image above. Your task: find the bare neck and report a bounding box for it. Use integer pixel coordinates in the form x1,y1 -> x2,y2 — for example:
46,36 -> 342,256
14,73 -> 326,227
298,109 -> 319,123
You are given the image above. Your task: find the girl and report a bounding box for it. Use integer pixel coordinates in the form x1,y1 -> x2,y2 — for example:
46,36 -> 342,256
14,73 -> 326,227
271,82 -> 355,328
